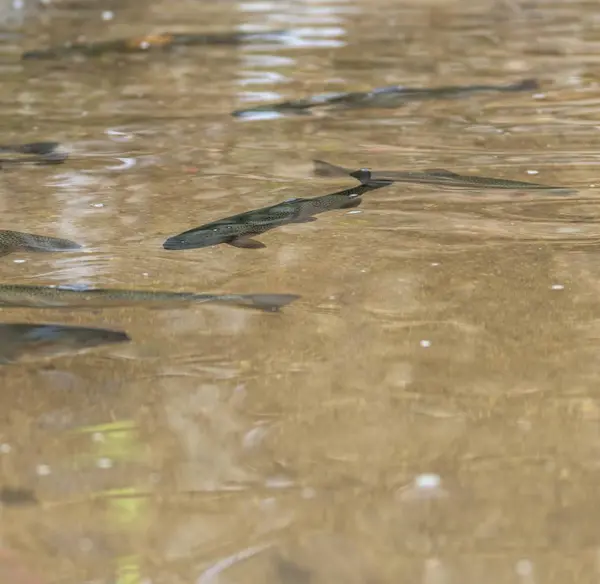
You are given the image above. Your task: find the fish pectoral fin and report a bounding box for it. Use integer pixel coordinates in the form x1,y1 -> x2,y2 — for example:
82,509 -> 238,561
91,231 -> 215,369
423,168 -> 459,177
227,236 -> 266,249
340,197 -> 363,209
292,217 -> 317,224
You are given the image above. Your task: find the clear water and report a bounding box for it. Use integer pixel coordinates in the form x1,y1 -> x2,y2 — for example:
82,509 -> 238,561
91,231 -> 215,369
1,0 -> 600,582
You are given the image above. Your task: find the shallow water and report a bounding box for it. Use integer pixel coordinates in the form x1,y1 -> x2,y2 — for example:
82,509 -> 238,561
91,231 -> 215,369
1,0 -> 600,581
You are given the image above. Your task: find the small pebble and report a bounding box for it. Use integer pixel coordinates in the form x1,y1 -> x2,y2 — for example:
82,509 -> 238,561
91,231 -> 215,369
101,10 -> 114,20
13,259 -> 25,264
526,170 -> 539,175
420,340 -> 431,348
79,538 -> 94,552
414,473 -> 441,489
551,284 -> 564,290
0,443 -> 11,454
36,464 -> 51,476
515,559 -> 533,576
301,487 -> 316,499
96,457 -> 113,469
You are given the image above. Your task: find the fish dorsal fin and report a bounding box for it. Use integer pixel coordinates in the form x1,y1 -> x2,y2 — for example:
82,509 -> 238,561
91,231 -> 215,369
423,168 -> 459,177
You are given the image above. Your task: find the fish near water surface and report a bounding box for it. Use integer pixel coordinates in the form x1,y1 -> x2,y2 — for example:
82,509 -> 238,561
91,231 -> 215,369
0,487 -> 38,506
22,30 -> 287,60
0,284 -> 299,312
162,181 -> 392,251
232,78 -> 539,118
0,141 -> 68,165
0,230 -> 82,257
313,159 -> 574,193
0,323 -> 130,364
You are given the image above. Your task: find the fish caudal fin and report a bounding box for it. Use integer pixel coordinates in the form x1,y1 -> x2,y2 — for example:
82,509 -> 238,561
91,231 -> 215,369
313,159 -> 351,178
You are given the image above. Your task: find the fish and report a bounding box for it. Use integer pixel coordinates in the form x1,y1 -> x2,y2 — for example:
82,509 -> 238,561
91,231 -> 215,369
0,487 -> 38,506
0,141 -> 68,165
0,285 -> 299,312
163,181 -> 392,251
0,323 -> 130,364
232,78 -> 539,117
22,30 -> 287,60
313,159 -> 574,192
0,230 -> 82,257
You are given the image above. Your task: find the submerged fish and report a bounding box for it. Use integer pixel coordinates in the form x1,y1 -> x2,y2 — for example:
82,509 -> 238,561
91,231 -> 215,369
232,78 -> 539,117
163,182 -> 392,251
0,323 -> 130,364
22,30 -> 287,60
0,487 -> 38,506
313,159 -> 573,192
0,285 -> 298,312
0,141 -> 67,165
0,230 -> 82,257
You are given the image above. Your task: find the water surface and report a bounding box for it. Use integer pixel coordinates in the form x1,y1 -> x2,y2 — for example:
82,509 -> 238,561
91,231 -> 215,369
2,0 -> 600,582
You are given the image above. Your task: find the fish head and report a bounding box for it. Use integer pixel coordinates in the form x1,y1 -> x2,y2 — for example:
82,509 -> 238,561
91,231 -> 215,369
163,223 -> 240,250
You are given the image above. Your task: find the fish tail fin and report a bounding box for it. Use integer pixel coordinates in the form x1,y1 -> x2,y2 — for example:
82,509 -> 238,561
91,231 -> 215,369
218,294 -> 301,312
313,159 -> 351,178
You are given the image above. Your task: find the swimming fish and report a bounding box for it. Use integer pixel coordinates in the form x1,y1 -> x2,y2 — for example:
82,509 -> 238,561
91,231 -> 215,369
232,78 -> 539,117
22,30 -> 287,60
313,159 -> 574,192
0,141 -> 67,165
163,181 -> 392,251
0,230 -> 82,257
0,285 -> 299,312
0,323 -> 130,364
0,487 -> 38,506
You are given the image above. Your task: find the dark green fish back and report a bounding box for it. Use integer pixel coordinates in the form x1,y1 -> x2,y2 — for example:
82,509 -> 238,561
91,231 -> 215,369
22,30 -> 287,59
233,79 -> 539,117
0,285 -> 299,312
313,159 -> 572,191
